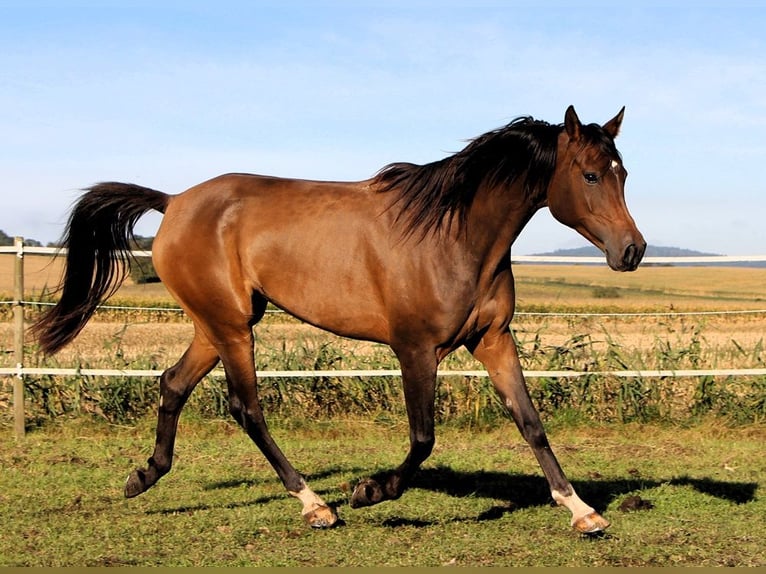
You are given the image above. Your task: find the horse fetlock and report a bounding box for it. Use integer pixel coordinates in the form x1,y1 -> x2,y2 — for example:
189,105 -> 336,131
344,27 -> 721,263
349,478 -> 384,508
350,474 -> 403,508
125,458 -> 168,498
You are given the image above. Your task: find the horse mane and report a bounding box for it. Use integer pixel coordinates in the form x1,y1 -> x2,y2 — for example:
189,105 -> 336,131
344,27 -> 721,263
372,116 -> 560,237
374,116 -> 620,238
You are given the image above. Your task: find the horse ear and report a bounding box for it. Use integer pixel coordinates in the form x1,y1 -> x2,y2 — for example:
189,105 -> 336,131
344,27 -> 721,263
564,105 -> 581,141
603,106 -> 625,138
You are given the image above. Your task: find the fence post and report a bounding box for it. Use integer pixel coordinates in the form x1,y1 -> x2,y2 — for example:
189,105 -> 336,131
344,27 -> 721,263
13,236 -> 25,439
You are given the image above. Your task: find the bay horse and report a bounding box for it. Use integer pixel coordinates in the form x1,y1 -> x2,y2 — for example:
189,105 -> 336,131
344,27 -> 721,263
32,106 -> 645,533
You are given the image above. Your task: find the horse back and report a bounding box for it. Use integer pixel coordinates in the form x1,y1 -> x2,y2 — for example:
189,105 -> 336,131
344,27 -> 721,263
153,173 -> 397,341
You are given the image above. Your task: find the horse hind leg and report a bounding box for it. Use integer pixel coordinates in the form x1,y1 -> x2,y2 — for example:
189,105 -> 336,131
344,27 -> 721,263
125,330 -> 219,498
219,332 -> 340,528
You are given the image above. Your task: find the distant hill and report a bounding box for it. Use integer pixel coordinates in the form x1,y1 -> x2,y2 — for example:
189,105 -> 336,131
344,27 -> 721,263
526,245 -> 766,268
532,245 -> 720,258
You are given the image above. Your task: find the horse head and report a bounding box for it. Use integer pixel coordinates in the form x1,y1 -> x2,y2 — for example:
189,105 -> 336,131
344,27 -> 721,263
547,106 -> 646,271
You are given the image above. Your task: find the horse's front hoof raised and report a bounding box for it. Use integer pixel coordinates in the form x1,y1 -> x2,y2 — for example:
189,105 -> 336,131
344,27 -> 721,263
573,511 -> 610,534
124,469 -> 148,498
350,478 -> 384,508
303,504 -> 341,529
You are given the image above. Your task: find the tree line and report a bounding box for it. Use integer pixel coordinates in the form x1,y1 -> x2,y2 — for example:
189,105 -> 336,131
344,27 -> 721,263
1,230 -> 159,283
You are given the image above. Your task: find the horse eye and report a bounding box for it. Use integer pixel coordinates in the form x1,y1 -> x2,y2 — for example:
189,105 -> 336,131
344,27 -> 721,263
583,172 -> 599,185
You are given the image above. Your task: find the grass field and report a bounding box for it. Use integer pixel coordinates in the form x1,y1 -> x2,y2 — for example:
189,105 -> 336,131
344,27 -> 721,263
1,253 -> 765,566
1,416 -> 763,567
4,254 -> 766,310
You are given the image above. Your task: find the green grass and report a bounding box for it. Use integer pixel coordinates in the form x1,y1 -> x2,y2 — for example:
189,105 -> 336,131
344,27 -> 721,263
1,416 -> 764,566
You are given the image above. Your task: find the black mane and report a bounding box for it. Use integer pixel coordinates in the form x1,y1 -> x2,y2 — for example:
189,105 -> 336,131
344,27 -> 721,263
373,116 -> 561,237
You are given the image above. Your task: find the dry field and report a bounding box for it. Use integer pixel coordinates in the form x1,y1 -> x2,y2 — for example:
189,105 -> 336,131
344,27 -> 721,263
2,254 -> 766,371
4,254 -> 766,309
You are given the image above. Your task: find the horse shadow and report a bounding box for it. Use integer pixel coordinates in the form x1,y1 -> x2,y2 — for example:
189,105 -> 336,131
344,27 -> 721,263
202,464 -> 362,492
148,465 -> 365,515
400,465 -> 758,524
149,463 -> 757,524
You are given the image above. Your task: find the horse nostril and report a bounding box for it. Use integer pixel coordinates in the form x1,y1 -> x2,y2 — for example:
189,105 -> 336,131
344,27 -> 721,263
622,242 -> 645,270
623,244 -> 636,269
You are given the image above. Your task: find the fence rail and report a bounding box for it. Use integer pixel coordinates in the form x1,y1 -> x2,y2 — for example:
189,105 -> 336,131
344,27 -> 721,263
4,237 -> 766,438
3,366 -> 766,379
4,244 -> 766,264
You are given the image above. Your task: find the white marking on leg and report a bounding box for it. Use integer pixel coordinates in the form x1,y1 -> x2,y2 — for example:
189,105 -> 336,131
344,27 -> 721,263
552,487 -> 596,527
289,484 -> 329,517
289,482 -> 339,528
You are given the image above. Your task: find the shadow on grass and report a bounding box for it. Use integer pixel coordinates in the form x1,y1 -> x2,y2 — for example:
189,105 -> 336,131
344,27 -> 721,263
408,465 -> 758,515
146,494 -> 280,515
148,465 -> 361,516
203,464 -> 363,491
146,464 -> 758,523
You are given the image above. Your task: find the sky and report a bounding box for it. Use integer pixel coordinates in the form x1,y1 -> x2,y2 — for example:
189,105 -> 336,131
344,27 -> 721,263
1,1 -> 765,255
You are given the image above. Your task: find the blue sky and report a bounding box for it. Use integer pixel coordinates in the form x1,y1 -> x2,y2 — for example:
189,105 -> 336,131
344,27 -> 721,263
2,1 -> 765,255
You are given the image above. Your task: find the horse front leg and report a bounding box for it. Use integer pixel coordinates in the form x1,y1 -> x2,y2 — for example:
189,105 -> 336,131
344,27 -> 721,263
469,329 -> 609,534
350,348 -> 437,508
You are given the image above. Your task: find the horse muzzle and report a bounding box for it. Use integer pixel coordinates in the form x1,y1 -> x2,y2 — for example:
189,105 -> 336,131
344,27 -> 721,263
607,239 -> 646,272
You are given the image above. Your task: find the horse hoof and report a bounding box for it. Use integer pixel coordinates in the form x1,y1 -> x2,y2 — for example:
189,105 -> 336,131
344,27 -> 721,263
573,511 -> 610,534
124,469 -> 147,498
303,505 -> 341,529
350,478 -> 384,508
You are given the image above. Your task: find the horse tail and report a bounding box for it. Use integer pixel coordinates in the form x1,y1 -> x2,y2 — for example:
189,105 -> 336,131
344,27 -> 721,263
31,182 -> 170,355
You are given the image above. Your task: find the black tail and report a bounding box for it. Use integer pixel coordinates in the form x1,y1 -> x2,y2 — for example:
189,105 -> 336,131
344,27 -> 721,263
31,182 -> 170,355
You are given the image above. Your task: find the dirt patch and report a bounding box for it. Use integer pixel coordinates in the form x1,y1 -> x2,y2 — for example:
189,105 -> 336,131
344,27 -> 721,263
618,495 -> 654,512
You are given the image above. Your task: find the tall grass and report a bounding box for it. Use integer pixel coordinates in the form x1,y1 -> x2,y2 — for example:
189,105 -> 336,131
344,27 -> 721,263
4,316 -> 765,428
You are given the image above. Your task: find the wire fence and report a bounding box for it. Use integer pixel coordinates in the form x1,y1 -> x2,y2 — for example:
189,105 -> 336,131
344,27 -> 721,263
4,238 -> 766,436
4,244 -> 766,318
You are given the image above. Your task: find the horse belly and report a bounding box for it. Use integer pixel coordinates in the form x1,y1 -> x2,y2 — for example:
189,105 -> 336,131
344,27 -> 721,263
242,205 -> 392,343
253,248 -> 391,343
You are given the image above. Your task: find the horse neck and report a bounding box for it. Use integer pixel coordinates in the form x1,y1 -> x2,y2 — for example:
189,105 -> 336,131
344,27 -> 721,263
464,179 -> 544,263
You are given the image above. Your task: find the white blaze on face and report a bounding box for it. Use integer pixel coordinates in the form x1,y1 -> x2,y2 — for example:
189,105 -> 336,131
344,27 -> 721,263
611,160 -> 620,172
